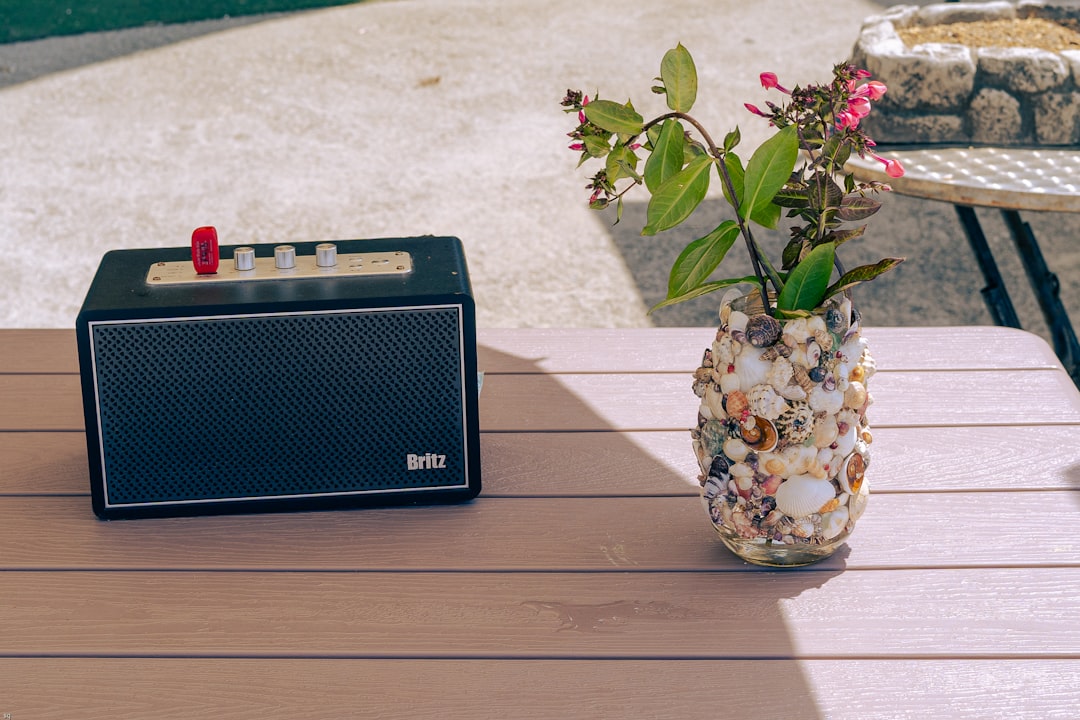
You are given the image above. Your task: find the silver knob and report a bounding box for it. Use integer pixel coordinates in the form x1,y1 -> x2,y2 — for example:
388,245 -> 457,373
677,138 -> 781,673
315,243 -> 338,267
274,245 -> 296,269
234,247 -> 256,271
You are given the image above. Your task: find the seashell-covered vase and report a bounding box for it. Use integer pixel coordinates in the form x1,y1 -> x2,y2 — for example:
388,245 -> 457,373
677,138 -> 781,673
691,290 -> 874,567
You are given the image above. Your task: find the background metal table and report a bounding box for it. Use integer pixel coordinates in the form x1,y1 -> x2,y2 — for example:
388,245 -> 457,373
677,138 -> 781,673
849,146 -> 1080,385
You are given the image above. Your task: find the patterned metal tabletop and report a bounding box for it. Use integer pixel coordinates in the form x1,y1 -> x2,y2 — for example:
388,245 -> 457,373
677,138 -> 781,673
846,146 -> 1080,213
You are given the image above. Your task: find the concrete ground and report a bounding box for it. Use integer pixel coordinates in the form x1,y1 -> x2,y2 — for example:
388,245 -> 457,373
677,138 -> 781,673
1,0 -> 1077,349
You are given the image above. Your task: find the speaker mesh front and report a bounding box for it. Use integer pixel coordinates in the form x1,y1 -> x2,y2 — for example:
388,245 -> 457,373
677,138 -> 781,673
89,307 -> 468,506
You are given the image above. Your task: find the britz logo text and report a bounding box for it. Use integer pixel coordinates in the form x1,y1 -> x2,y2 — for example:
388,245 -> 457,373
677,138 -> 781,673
407,453 -> 447,470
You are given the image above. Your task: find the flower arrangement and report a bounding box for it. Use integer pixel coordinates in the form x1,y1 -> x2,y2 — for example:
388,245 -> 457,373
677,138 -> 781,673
561,44 -> 905,317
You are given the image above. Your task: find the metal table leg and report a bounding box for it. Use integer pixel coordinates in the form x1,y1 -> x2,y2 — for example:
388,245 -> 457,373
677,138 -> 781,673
954,205 -> 1022,329
1000,210 -> 1080,386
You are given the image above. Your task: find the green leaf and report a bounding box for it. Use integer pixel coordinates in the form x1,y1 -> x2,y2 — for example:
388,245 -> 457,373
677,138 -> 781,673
751,200 -> 782,229
723,127 -> 741,152
605,144 -> 640,185
667,220 -> 741,297
584,100 -> 644,135
660,43 -> 697,113
719,153 -> 744,209
822,257 -> 905,299
648,276 -> 760,315
644,119 -> 686,193
772,186 -> 810,209
822,224 -> 866,247
836,196 -> 882,222
583,135 -> 611,159
741,124 -> 799,224
776,241 -> 835,312
642,153 -> 713,235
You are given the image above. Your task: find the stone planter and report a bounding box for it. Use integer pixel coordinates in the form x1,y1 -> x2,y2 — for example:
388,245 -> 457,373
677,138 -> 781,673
691,292 -> 874,567
851,1 -> 1080,145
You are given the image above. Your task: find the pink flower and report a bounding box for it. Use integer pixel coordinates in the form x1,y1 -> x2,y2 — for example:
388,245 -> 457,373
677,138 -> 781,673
863,81 -> 887,101
835,110 -> 860,130
578,95 -> 590,124
848,96 -> 872,118
569,142 -> 585,151
855,68 -> 872,79
744,102 -> 769,117
759,72 -> 790,94
874,155 -> 905,178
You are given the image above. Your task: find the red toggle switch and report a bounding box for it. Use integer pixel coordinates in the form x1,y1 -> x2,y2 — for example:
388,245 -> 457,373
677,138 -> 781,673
191,226 -> 220,274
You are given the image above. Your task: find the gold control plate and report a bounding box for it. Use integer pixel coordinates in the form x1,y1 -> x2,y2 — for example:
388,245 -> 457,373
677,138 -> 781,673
146,251 -> 413,286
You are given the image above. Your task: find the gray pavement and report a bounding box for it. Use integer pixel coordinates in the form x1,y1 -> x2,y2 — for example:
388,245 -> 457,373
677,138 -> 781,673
1,0 -> 1077,349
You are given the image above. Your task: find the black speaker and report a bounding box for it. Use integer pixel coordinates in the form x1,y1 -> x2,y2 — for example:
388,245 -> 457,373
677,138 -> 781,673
76,235 -> 481,519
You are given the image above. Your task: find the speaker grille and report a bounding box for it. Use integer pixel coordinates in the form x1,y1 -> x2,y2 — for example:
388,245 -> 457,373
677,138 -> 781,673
89,306 -> 469,507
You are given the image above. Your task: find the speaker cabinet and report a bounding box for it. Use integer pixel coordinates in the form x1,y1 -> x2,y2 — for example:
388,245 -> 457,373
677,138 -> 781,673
76,235 -> 480,519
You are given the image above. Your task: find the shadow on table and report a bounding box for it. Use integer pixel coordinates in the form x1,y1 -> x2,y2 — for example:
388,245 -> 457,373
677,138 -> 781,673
479,342 -> 847,719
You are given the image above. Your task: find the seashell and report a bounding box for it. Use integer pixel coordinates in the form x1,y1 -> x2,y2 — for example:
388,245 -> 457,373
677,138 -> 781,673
807,315 -> 827,334
705,384 -> 726,420
728,310 -> 749,334
812,415 -> 840,448
776,402 -> 816,445
834,421 -> 858,458
808,366 -> 827,383
761,473 -> 783,495
822,374 -> 837,392
713,335 -> 736,366
725,389 -> 750,419
818,497 -> 840,514
766,357 -> 794,391
774,474 -> 836,518
808,386 -> 844,414
844,381 -> 868,410
838,452 -> 867,495
825,306 -> 848,334
747,385 -> 788,420
848,476 -> 869,522
699,418 -> 727,457
734,347 -> 773,390
790,364 -> 814,393
761,509 -> 784,527
821,506 -> 850,540
698,403 -> 712,421
708,453 -> 731,478
790,517 -> 815,538
722,437 -> 750,462
782,317 -> 812,345
812,329 -> 834,352
804,339 -> 822,368
745,314 -> 782,348
779,383 -> 807,402
740,415 -> 779,452
702,475 -> 725,500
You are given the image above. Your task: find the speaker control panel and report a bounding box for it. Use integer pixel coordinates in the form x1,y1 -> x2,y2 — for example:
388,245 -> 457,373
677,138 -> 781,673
146,243 -> 413,286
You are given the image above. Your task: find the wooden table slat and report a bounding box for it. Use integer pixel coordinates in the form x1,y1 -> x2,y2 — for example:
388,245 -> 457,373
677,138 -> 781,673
2,658 -> 1078,720
1,492 -> 1076,571
3,327 -> 1061,375
2,569 -> 1077,658
4,368 -> 1080,432
5,426 -> 1080,497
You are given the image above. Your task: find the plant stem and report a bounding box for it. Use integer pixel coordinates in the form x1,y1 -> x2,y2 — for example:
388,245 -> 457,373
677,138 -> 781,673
640,111 -> 780,313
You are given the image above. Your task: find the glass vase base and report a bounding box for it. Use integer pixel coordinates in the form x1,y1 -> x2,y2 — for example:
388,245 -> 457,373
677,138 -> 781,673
715,530 -> 847,567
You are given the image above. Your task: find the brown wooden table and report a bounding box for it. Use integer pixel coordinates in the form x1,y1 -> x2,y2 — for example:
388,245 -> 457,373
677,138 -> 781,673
2,327 -> 1079,719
